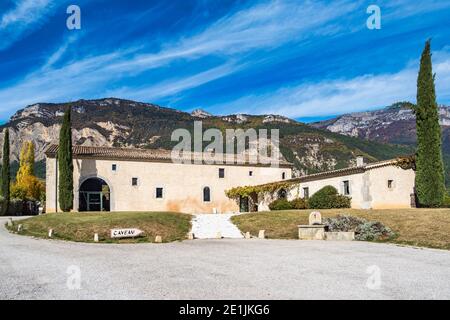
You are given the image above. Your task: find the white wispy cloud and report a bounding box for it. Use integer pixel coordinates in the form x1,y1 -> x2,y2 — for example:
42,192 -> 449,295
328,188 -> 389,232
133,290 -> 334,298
106,61 -> 246,102
208,51 -> 450,119
0,0 -> 55,50
0,0 -> 357,116
104,0 -> 357,74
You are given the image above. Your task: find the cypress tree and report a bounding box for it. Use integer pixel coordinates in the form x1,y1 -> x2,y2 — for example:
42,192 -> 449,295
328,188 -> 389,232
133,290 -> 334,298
1,128 -> 10,215
414,40 -> 445,207
58,107 -> 74,212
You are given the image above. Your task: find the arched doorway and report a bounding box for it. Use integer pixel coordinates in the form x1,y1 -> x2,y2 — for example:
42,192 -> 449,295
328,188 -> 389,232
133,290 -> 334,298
79,178 -> 110,212
278,188 -> 287,199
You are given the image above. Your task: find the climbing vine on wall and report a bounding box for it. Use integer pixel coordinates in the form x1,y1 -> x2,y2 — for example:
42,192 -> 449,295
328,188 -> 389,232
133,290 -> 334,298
395,155 -> 416,170
225,180 -> 298,200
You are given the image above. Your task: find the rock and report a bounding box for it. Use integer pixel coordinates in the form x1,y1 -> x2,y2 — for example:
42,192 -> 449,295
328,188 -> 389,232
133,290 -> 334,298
155,235 -> 162,243
245,232 -> 251,239
191,109 -> 212,118
258,230 -> 265,239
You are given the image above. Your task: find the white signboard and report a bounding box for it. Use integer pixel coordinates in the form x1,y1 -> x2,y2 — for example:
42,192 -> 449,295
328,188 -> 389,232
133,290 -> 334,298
110,228 -> 144,238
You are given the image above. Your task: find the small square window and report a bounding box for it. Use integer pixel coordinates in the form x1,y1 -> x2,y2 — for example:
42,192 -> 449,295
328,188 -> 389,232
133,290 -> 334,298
156,187 -> 163,198
112,164 -> 117,171
303,187 -> 309,199
219,168 -> 225,178
249,171 -> 253,176
132,177 -> 138,186
388,180 -> 394,189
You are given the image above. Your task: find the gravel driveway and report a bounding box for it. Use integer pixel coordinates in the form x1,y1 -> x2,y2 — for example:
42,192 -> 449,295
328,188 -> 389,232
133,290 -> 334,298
1,217 -> 449,300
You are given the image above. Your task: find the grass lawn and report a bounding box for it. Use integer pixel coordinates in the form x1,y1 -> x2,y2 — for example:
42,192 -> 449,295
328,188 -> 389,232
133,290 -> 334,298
6,211 -> 192,243
231,209 -> 450,250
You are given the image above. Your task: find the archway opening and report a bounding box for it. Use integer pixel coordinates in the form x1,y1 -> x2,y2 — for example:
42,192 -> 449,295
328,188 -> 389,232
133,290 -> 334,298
79,178 -> 110,212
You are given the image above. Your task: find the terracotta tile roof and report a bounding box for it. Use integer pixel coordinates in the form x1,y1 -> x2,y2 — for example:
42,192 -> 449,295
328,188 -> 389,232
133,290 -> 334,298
45,144 -> 293,168
286,158 -> 413,183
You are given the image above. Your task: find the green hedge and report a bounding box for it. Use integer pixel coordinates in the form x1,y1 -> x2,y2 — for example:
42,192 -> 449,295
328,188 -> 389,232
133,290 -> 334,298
308,186 -> 351,209
0,197 -> 39,216
268,199 -> 293,210
268,198 -> 308,210
290,198 -> 308,209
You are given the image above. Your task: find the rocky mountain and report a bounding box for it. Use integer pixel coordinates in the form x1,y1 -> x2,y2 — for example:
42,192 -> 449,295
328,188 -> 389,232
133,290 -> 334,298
191,109 -> 212,118
312,102 -> 450,148
311,102 -> 450,184
0,98 -> 413,179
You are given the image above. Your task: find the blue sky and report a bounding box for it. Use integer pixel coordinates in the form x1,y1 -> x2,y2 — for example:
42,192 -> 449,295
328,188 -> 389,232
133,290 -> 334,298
0,0 -> 449,123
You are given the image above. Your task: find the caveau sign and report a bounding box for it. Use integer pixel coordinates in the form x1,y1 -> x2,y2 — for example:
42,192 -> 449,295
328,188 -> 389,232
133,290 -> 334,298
110,228 -> 144,238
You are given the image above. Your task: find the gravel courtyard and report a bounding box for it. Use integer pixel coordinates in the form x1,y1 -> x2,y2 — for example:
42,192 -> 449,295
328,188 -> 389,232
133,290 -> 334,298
1,217 -> 449,300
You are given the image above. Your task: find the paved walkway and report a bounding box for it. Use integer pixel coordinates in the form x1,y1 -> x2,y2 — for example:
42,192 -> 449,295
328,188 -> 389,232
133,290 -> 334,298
191,213 -> 244,239
1,217 -> 450,299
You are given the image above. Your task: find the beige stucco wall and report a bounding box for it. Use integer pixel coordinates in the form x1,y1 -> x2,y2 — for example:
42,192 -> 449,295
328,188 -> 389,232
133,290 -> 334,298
46,157 -> 292,213
363,165 -> 415,209
257,165 -> 415,210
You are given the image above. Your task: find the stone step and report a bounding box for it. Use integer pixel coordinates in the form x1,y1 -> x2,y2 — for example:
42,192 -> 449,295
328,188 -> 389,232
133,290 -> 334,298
191,214 -> 244,239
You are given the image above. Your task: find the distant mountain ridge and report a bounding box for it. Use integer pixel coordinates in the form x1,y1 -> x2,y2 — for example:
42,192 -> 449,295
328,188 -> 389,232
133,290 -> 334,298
311,102 -> 450,184
311,102 -> 450,151
0,98 -> 413,179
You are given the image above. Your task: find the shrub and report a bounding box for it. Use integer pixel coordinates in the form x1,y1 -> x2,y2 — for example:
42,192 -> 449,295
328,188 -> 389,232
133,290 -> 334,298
289,198 -> 308,209
355,221 -> 395,241
333,194 -> 352,208
268,199 -> 293,210
308,186 -> 351,209
323,215 -> 395,241
0,198 -> 23,216
8,199 -> 24,215
0,197 -> 40,216
323,214 -> 366,232
442,194 -> 450,208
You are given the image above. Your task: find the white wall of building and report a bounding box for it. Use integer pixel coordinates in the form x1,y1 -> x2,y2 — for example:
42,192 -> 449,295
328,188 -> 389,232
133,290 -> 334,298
46,157 -> 292,213
257,165 -> 415,210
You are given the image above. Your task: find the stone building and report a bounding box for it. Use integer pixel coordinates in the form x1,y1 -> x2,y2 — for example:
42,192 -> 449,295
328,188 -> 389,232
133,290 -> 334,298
45,145 -> 293,213
257,157 -> 416,211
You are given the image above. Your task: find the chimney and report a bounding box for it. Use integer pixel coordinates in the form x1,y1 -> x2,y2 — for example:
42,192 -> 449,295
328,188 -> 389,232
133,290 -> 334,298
356,156 -> 365,167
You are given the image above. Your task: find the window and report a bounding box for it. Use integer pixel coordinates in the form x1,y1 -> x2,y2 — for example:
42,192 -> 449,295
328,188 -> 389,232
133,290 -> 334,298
388,180 -> 394,189
278,188 -> 287,199
219,168 -> 225,178
303,187 -> 309,199
112,164 -> 117,171
132,177 -> 138,186
282,172 -> 286,180
156,187 -> 163,198
249,171 -> 253,176
343,180 -> 350,195
203,187 -> 211,202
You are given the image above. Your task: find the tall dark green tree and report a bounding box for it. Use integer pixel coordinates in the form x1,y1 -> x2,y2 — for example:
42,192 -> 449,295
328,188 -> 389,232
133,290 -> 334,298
414,40 -> 445,207
58,107 -> 74,212
1,128 -> 10,215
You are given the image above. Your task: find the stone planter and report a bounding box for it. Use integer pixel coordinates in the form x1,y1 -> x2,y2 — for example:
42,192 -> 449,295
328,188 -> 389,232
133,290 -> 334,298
298,225 -> 325,240
324,232 -> 355,241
